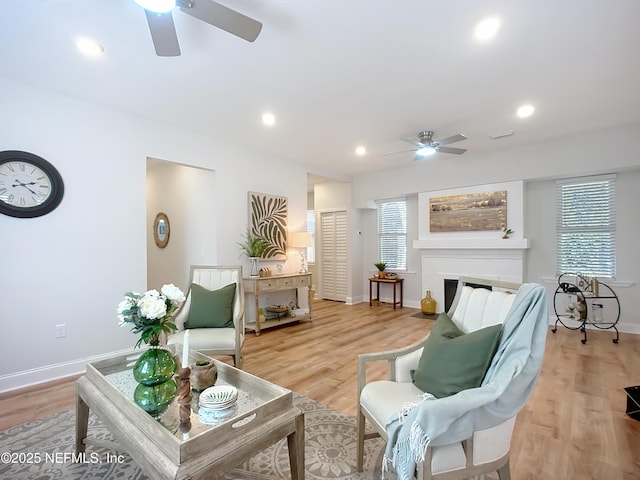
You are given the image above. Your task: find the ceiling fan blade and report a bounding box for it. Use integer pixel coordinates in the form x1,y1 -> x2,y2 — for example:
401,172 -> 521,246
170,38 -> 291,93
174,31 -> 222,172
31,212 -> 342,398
437,146 -> 467,155
401,137 -> 424,148
145,10 -> 181,56
383,148 -> 418,156
435,133 -> 467,146
179,0 -> 263,42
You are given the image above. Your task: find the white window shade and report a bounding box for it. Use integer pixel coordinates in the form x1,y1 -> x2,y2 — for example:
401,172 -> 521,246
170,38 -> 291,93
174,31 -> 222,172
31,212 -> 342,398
377,198 -> 407,270
556,174 -> 616,278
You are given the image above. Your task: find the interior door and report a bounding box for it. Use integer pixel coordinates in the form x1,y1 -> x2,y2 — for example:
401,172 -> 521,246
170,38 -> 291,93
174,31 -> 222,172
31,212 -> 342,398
320,210 -> 348,302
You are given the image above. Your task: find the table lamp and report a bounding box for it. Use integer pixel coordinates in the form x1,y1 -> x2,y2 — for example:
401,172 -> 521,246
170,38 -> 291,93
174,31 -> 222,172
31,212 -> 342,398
290,232 -> 312,274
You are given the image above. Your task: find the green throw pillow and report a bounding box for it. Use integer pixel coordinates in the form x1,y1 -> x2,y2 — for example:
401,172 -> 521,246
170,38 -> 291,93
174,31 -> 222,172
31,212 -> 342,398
184,283 -> 236,329
413,312 -> 502,398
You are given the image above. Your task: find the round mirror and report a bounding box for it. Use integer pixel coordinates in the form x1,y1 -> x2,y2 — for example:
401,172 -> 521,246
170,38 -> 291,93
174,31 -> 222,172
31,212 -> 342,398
153,212 -> 170,248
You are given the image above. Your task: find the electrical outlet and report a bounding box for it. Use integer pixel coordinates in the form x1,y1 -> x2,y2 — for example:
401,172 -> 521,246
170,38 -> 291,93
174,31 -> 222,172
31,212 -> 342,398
55,324 -> 66,338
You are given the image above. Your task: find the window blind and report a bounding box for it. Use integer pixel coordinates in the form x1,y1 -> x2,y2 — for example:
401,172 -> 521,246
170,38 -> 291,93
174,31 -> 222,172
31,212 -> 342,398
377,198 -> 407,270
306,209 -> 316,264
556,174 -> 616,278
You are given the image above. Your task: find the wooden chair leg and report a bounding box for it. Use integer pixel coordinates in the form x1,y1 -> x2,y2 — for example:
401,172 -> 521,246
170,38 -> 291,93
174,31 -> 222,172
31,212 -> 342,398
356,410 -> 366,472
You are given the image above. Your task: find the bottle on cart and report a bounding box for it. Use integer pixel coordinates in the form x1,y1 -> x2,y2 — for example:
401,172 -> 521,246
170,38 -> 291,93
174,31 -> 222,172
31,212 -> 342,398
592,303 -> 604,323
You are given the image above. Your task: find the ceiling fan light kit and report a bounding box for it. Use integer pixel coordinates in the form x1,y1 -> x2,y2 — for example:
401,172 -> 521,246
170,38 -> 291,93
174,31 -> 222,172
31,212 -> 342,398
134,0 -> 176,14
416,146 -> 436,157
134,0 -> 263,57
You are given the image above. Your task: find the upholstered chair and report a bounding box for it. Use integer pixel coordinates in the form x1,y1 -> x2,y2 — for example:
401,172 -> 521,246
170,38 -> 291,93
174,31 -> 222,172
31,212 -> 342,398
167,265 -> 245,368
357,276 -> 548,480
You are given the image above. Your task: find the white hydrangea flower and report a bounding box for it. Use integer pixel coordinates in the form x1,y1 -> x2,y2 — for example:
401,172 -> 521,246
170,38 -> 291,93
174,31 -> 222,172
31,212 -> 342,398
117,297 -> 135,315
161,283 -> 186,303
137,292 -> 167,320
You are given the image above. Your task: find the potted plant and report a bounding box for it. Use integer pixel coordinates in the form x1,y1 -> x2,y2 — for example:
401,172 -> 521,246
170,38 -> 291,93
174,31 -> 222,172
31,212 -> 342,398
237,229 -> 269,258
502,227 -> 514,239
238,229 -> 269,276
374,262 -> 387,279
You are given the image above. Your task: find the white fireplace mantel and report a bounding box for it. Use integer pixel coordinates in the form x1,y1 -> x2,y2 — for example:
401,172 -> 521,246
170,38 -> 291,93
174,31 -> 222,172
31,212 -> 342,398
415,238 -> 530,312
413,238 -> 530,250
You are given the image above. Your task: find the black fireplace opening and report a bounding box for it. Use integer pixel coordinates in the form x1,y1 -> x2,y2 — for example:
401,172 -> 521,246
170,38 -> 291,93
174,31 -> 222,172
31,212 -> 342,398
444,279 -> 492,313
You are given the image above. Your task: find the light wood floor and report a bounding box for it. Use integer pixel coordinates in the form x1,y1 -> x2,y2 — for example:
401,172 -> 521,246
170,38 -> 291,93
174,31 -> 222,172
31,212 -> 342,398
1,299 -> 639,479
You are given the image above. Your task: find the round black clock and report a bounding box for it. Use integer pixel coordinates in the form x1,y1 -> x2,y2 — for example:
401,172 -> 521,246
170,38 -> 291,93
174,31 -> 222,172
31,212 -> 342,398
0,150 -> 65,218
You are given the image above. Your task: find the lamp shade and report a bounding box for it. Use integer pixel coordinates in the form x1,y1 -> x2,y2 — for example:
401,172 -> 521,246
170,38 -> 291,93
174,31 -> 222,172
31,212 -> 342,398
290,232 -> 312,248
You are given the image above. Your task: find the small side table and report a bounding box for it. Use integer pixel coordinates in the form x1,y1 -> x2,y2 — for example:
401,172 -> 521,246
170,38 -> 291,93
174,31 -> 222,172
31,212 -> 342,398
369,277 -> 404,309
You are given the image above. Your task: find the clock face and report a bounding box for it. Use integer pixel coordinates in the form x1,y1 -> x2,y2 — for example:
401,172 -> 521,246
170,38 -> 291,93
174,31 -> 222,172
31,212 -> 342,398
0,151 -> 64,218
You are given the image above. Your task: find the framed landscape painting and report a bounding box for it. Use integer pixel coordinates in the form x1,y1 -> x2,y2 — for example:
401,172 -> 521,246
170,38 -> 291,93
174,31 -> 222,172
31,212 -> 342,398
429,190 -> 507,232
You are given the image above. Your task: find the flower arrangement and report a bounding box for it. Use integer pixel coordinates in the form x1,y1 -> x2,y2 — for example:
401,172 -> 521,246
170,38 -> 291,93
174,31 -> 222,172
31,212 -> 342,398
117,284 -> 186,348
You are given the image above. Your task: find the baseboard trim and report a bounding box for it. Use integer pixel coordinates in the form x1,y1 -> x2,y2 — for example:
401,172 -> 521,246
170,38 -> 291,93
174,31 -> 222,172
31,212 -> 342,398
0,347 -> 134,394
546,315 -> 640,335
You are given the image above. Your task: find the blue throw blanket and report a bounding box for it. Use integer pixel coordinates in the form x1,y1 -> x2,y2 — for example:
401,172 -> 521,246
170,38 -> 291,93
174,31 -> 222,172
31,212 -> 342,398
384,283 -> 549,480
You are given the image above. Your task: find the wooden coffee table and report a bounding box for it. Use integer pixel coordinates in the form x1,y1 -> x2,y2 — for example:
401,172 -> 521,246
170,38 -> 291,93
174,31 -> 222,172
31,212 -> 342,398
76,348 -> 304,479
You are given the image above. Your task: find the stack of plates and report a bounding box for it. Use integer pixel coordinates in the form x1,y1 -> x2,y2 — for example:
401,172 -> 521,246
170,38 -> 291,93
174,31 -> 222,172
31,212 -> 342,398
199,385 -> 238,410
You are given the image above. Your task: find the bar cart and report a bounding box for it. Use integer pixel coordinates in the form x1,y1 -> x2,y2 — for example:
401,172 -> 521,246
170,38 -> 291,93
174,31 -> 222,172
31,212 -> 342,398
551,273 -> 620,344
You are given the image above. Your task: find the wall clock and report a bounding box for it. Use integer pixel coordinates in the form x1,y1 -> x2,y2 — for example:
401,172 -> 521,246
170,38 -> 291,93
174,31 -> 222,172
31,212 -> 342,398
0,150 -> 65,218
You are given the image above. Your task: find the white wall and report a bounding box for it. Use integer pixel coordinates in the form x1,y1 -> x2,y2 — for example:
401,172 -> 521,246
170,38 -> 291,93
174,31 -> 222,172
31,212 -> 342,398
0,78 -> 309,391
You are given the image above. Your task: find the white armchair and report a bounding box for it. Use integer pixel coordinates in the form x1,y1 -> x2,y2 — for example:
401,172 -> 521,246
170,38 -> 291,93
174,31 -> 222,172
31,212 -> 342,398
357,277 -> 548,480
167,265 -> 245,368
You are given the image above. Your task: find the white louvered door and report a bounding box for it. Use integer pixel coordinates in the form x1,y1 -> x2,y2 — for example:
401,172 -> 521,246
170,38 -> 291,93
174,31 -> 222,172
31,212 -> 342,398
320,210 -> 348,302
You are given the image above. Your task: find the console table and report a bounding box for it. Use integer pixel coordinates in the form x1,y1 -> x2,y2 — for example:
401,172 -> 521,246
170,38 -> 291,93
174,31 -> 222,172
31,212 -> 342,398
243,273 -> 312,335
369,277 -> 404,309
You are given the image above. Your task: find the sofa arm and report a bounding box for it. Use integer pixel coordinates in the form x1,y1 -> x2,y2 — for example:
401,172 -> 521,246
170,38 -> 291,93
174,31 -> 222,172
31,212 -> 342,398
357,335 -> 430,397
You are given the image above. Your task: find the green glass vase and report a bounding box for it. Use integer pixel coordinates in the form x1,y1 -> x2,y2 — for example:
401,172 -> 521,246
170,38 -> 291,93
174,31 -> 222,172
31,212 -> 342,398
133,379 -> 178,417
133,347 -> 177,386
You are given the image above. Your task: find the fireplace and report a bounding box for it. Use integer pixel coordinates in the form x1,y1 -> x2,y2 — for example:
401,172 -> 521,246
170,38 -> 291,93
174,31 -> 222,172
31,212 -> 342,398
414,242 -> 528,314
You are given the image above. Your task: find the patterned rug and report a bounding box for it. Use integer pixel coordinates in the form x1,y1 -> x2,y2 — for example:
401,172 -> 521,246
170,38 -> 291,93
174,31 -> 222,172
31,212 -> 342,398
0,393 -> 391,479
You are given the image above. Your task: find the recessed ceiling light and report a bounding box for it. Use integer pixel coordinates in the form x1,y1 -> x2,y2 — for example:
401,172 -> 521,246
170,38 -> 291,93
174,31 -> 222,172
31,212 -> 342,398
474,17 -> 501,41
75,37 -> 104,57
516,104 -> 535,118
262,112 -> 276,126
355,146 -> 366,156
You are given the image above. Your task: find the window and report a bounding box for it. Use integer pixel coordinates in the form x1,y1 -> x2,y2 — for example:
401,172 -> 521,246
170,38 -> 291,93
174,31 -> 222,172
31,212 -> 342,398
377,198 -> 407,270
306,209 -> 316,264
556,174 -> 616,278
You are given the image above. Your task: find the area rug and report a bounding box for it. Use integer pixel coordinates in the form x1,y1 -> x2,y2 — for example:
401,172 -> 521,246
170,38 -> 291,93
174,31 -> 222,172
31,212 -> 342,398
0,393 -> 391,479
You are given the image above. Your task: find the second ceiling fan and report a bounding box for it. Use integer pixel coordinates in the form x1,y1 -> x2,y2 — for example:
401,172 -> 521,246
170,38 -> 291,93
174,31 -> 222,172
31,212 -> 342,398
385,131 -> 468,159
134,0 -> 263,57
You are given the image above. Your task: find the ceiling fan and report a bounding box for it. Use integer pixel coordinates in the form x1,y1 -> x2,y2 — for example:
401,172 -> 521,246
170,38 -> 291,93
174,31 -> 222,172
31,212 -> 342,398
133,0 -> 263,57
385,131 -> 468,159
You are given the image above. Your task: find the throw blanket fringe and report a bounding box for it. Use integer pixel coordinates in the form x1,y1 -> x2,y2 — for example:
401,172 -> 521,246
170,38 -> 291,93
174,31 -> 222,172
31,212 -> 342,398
383,394 -> 434,479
